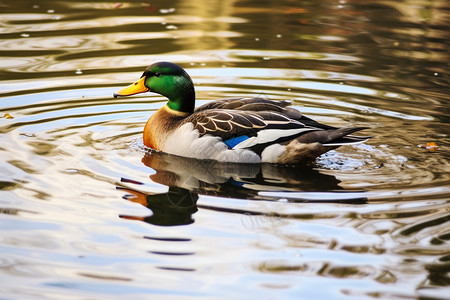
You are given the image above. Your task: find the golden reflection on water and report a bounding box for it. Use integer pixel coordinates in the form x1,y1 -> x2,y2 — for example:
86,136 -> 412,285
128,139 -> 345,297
0,0 -> 449,299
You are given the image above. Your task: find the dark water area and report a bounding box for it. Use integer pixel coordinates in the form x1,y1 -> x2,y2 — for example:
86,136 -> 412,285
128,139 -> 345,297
0,0 -> 449,299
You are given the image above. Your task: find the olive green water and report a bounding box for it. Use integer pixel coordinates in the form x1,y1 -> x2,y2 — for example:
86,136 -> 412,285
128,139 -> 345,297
0,0 -> 449,299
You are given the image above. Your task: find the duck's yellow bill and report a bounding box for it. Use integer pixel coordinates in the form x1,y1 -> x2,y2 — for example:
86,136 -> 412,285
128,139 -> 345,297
113,76 -> 149,98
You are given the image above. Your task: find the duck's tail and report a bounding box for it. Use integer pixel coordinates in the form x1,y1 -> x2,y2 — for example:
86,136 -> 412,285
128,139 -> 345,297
296,127 -> 371,147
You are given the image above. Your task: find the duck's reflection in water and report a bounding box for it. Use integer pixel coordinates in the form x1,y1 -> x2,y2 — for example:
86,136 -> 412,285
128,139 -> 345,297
119,186 -> 198,226
119,152 -> 366,226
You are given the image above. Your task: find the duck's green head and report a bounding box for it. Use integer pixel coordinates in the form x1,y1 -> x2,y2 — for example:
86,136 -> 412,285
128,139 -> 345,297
114,62 -> 195,113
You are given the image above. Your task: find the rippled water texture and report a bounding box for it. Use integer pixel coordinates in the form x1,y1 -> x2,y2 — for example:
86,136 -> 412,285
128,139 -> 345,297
1,0 -> 449,299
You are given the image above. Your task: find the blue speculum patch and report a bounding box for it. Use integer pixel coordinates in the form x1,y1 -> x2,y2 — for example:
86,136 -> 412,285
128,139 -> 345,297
224,135 -> 249,148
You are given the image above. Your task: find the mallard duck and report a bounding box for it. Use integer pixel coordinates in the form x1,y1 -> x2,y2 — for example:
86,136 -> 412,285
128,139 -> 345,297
114,61 -> 370,164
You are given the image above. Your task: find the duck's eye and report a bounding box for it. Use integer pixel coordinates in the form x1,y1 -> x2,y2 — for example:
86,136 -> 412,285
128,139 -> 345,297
155,73 -> 161,77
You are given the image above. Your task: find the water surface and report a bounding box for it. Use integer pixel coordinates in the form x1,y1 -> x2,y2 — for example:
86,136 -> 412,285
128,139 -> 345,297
1,0 -> 449,299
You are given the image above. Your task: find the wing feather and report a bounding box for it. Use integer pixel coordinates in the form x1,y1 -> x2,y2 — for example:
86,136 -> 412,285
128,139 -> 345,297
183,108 -> 311,145
195,97 -> 292,112
177,97 -> 370,155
